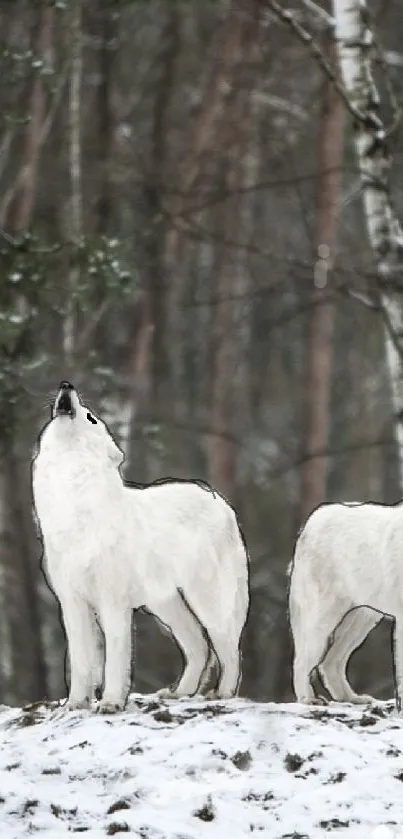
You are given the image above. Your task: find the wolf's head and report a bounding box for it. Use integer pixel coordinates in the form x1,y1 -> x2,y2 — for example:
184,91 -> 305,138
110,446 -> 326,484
37,381 -> 125,470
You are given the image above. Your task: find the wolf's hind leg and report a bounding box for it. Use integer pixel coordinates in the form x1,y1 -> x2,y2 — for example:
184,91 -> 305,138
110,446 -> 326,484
153,592 -> 209,698
319,607 -> 380,703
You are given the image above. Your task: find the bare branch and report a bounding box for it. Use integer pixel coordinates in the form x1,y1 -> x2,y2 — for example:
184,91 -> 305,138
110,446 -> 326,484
252,90 -> 308,120
300,0 -> 334,27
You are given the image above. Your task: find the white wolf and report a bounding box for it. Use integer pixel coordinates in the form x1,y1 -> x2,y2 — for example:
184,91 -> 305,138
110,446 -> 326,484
289,501 -> 398,708
32,382 -> 250,713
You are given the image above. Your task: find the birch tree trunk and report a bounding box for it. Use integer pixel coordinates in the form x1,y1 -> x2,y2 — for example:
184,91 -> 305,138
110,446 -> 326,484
333,0 -> 403,487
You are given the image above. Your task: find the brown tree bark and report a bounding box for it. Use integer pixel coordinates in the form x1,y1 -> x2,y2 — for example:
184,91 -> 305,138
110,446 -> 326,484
206,1 -> 261,502
299,33 -> 344,524
143,0 -> 180,413
126,1 -> 180,482
164,0 -> 262,426
96,2 -> 119,235
1,452 -> 47,703
1,1 -> 53,229
63,0 -> 83,368
165,0 -> 261,242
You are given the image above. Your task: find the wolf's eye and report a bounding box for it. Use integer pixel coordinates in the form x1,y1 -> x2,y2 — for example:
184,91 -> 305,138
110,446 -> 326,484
87,413 -> 97,425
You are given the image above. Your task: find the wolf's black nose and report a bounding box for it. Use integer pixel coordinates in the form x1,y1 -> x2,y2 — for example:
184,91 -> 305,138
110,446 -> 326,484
59,381 -> 74,391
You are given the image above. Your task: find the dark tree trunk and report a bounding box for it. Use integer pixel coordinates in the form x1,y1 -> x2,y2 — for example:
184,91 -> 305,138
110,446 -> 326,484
0,449 -> 47,703
164,0 -> 262,428
206,0 -> 261,503
0,0 -> 52,705
128,1 -> 180,482
96,1 -> 118,235
1,0 -> 53,229
299,33 -> 344,525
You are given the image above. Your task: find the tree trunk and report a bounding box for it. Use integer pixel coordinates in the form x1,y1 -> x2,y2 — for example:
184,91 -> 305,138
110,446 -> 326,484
1,1 -> 53,229
96,2 -> 118,235
143,0 -> 180,417
0,465 -> 14,702
206,0 -> 261,502
164,0 -> 262,423
333,0 -> 403,488
64,0 -> 83,368
0,0 -> 52,705
299,32 -> 344,524
127,1 -> 180,482
0,450 -> 48,704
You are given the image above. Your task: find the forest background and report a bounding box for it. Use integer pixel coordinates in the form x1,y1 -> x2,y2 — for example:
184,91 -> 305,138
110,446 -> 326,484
1,0 -> 402,707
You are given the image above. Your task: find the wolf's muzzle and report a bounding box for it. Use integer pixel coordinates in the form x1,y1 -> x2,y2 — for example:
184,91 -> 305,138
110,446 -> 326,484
55,381 -> 76,417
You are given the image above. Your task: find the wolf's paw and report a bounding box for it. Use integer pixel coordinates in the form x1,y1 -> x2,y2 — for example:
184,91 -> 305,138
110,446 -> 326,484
204,688 -> 234,701
349,693 -> 375,705
315,694 -> 329,705
97,699 -> 124,715
156,684 -> 200,700
296,695 -> 327,706
66,696 -> 91,711
156,686 -> 178,700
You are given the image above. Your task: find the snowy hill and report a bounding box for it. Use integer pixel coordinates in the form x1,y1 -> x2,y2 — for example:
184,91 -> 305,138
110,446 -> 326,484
1,694 -> 403,838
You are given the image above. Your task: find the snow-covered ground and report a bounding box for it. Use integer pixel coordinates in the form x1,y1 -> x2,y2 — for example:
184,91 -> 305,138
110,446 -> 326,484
1,693 -> 403,838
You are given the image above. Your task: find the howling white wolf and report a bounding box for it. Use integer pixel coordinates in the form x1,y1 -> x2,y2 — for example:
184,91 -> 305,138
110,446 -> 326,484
32,382 -> 249,713
288,501 -> 399,708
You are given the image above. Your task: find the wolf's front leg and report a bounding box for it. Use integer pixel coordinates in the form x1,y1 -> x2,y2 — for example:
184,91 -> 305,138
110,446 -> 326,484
92,619 -> 105,700
97,606 -> 132,713
61,595 -> 100,710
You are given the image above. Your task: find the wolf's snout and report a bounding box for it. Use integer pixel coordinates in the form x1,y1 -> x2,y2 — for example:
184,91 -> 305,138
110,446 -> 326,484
55,381 -> 76,417
56,391 -> 73,415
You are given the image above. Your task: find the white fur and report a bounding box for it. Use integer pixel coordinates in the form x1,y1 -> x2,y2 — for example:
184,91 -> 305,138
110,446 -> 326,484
289,502 -> 398,707
32,387 -> 249,713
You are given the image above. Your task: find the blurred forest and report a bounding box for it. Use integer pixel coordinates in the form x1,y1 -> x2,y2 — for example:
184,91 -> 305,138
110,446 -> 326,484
1,0 -> 403,708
